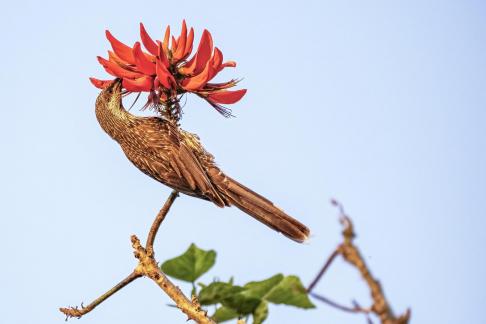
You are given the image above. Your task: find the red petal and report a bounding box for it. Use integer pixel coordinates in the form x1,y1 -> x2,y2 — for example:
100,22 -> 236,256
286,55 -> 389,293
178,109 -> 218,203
173,20 -> 187,61
105,30 -> 135,64
212,48 -> 223,70
207,89 -> 247,104
220,61 -> 237,69
182,60 -> 213,91
183,27 -> 194,59
122,76 -> 153,92
206,47 -> 223,81
97,56 -> 144,79
179,55 -> 196,74
157,41 -> 170,68
181,29 -> 213,75
139,23 -> 158,56
108,51 -> 132,69
132,42 -> 156,75
171,36 -> 178,52
162,25 -> 170,56
89,77 -> 113,89
155,58 -> 176,89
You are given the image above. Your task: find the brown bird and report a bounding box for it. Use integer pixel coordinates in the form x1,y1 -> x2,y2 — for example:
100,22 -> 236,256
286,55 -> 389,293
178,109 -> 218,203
95,80 -> 310,242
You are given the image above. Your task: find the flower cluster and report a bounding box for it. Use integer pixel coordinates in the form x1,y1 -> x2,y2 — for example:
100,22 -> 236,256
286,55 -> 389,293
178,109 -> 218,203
90,21 -> 246,117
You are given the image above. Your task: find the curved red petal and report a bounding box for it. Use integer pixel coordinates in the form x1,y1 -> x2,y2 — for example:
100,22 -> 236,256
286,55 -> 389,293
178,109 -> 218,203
89,77 -> 113,89
207,89 -> 247,104
162,25 -> 170,56
156,59 -> 176,89
181,29 -> 213,76
220,61 -> 237,69
182,60 -> 213,91
108,51 -> 132,69
105,30 -> 135,64
206,47 -> 224,81
194,30 -> 213,74
171,36 -> 178,52
212,48 -> 223,69
97,56 -> 144,79
122,76 -> 153,92
183,27 -> 194,59
179,55 -> 196,75
173,20 -> 187,61
157,41 -> 170,68
139,23 -> 158,56
132,42 -> 156,75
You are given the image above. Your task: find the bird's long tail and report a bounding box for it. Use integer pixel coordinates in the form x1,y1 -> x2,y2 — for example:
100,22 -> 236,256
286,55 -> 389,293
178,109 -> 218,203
219,175 -> 310,243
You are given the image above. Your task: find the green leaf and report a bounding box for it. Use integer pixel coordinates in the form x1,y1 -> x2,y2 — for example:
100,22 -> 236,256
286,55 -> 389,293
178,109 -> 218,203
215,274 -> 284,316
220,290 -> 261,315
212,306 -> 239,323
198,281 -> 245,305
199,274 -> 313,324
252,301 -> 268,324
160,243 -> 216,282
265,275 -> 315,309
243,274 -> 284,299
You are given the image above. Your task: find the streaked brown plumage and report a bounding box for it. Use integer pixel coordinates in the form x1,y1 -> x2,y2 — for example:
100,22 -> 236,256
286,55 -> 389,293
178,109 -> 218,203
95,80 -> 310,242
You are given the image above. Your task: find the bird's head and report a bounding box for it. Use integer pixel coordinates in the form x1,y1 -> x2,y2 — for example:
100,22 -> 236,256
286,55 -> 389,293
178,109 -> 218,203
95,78 -> 123,109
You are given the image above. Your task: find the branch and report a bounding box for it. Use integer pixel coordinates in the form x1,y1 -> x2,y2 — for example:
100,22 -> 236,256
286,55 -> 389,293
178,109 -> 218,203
307,249 -> 339,293
60,272 -> 141,319
309,292 -> 371,314
60,190 -> 216,323
132,235 -> 215,324
308,199 -> 411,324
146,190 -> 179,257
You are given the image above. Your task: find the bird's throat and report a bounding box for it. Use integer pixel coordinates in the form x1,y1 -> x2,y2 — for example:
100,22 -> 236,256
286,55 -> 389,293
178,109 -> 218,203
95,90 -> 133,143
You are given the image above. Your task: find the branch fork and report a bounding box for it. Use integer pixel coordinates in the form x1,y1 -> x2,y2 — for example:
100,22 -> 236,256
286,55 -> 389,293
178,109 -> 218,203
307,200 -> 411,324
60,190 -> 215,324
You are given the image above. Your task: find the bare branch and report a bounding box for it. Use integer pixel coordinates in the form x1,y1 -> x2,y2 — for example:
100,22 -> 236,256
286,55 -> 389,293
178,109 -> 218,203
309,292 -> 371,314
60,191 -> 215,323
146,190 -> 179,257
60,271 -> 141,319
307,249 -> 339,293
310,200 -> 411,324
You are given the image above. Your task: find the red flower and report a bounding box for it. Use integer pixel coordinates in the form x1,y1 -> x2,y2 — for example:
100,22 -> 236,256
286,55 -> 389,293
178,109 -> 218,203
90,21 -> 246,117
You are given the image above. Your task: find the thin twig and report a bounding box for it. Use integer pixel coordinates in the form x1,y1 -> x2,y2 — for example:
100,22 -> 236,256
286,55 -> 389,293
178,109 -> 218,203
307,249 -> 339,293
353,300 -> 374,324
337,215 -> 410,324
60,271 -> 141,319
146,190 -> 179,256
309,292 -> 371,314
309,199 -> 411,324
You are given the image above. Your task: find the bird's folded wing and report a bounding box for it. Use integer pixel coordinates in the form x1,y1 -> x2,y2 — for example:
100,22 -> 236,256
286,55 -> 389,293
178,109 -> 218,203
130,117 -> 226,207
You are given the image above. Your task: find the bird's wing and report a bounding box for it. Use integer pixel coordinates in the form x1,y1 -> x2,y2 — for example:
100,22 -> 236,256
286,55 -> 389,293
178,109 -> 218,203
125,116 -> 227,207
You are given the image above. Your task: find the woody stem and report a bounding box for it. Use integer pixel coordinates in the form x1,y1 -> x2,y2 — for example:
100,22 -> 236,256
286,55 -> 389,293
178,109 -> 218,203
146,190 -> 179,257
59,272 -> 141,318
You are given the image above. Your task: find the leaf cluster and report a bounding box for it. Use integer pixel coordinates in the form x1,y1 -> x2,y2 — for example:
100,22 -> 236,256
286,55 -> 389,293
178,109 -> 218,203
160,244 -> 314,323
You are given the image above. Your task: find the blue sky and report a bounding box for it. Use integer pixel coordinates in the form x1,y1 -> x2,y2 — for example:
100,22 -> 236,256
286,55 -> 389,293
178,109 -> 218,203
1,1 -> 485,323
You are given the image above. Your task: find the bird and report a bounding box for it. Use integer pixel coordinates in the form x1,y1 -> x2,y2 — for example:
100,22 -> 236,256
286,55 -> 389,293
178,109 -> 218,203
95,79 -> 310,242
